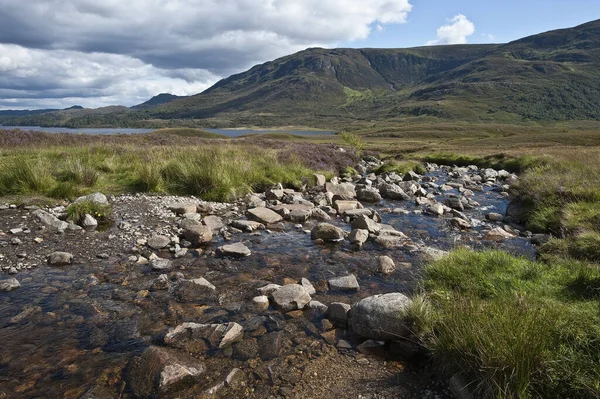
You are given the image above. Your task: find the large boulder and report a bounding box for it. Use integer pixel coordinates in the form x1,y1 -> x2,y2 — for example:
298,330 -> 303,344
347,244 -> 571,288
164,322 -> 244,353
183,225 -> 213,246
325,182 -> 356,200
75,192 -> 108,205
310,223 -> 345,242
247,207 -> 283,224
348,293 -> 413,341
270,284 -> 311,312
32,209 -> 69,232
127,346 -> 205,399
380,184 -> 411,201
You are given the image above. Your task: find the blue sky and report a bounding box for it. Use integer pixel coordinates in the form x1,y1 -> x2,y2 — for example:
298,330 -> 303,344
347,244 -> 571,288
348,0 -> 600,48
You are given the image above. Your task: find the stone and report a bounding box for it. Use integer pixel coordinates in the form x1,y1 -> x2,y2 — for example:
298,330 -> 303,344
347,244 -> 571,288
183,225 -> 213,246
451,217 -> 471,230
419,246 -> 449,261
32,209 -> 69,232
328,274 -> 360,292
305,300 -> 328,319
356,340 -> 386,356
164,322 -> 244,351
333,200 -> 361,213
151,274 -> 170,290
9,228 -> 23,235
351,215 -> 381,235
380,184 -> 411,201
75,192 -> 108,205
485,227 -> 516,241
147,234 -> 171,250
225,368 -> 245,389
313,174 -> 327,187
300,278 -> 316,295
287,209 -> 312,223
356,188 -> 382,203
217,242 -> 251,257
326,302 -> 352,328
169,203 -> 197,215
374,235 -> 411,249
233,339 -> 259,360
127,346 -> 205,399
325,182 -> 356,200
47,251 -> 74,266
80,214 -> 98,228
349,229 -> 369,246
169,278 -> 216,302
202,215 -> 224,231
425,203 -> 444,216
246,194 -> 266,208
486,212 -> 504,222
377,256 -> 396,275
310,223 -> 345,242
247,207 -> 283,224
0,278 -> 20,292
344,208 -> 373,218
231,220 -> 263,232
258,331 -> 282,360
257,284 -> 282,296
265,187 -> 285,201
251,295 -> 270,311
150,258 -> 173,271
403,171 -> 420,181
348,293 -> 412,341
445,197 -> 464,211
270,284 -> 311,312
311,207 -> 331,221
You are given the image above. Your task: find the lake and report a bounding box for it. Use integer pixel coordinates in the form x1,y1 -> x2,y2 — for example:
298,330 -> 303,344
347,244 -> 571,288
0,126 -> 334,137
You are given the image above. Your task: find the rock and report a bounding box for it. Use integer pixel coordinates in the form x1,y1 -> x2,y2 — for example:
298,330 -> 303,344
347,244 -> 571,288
127,346 -> 205,399
356,340 -> 386,356
445,197 -> 464,211
151,274 -> 170,290
47,251 -> 74,266
403,171 -> 420,181
150,257 -> 173,271
0,278 -> 20,292
287,209 -> 312,223
425,203 -> 444,216
325,182 -> 356,200
374,235 -> 410,248
265,187 -> 284,201
258,331 -> 283,360
348,293 -> 412,341
356,188 -> 382,203
169,278 -> 216,302
247,207 -> 283,224
270,284 -> 311,312
333,200 -> 361,213
202,215 -> 224,231
486,212 -> 504,222
75,192 -> 108,205
306,300 -> 328,319
169,203 -> 197,215
183,225 -> 213,246
246,194 -> 266,208
419,246 -> 449,261
377,256 -> 396,275
251,295 -> 270,311
380,184 -> 411,201
349,229 -> 369,246
32,209 -> 69,232
485,227 -> 516,241
328,274 -> 360,292
326,302 -> 351,328
233,339 -> 259,360
344,208 -> 373,219
148,234 -> 171,250
257,284 -> 282,296
310,208 -> 331,221
300,278 -> 316,295
9,228 -> 23,235
451,217 -> 471,230
230,220 -> 263,232
225,368 -> 245,390
164,322 -> 244,351
79,213 -> 98,228
310,223 -> 345,242
351,215 -> 381,235
313,174 -> 327,187
531,234 -> 551,246
217,242 -> 251,257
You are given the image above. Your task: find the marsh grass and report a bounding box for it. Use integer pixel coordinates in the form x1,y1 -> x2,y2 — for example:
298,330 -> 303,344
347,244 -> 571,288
419,249 -> 600,398
67,200 -> 111,223
373,160 -> 427,176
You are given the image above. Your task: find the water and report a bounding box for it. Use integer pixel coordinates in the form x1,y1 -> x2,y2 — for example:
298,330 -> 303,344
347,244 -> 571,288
0,169 -> 534,398
0,126 -> 334,137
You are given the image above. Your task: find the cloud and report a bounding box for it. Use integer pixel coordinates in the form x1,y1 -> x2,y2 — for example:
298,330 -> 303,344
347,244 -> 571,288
0,0 -> 413,109
427,14 -> 475,45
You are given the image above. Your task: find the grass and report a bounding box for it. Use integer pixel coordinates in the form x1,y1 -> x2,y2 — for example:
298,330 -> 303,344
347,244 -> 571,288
67,200 -> 111,223
373,160 -> 427,176
418,249 -> 600,399
421,152 -> 546,173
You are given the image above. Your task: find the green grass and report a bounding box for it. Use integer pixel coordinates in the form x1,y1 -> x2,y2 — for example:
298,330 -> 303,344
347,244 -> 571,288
418,249 -> 600,399
373,160 -> 427,176
67,200 -> 111,223
150,128 -> 228,139
421,152 -> 546,173
0,145 -> 315,202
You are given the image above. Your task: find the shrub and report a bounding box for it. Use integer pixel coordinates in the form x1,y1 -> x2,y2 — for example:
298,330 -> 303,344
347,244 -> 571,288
339,132 -> 365,155
67,200 -> 111,223
0,157 -> 55,195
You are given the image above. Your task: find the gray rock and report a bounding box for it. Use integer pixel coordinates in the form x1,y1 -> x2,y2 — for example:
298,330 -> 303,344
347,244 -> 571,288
270,284 -> 311,312
328,274 -> 359,292
310,208 -> 331,221
230,220 -> 263,232
265,187 -> 284,201
311,223 -> 345,242
300,278 -> 316,295
325,182 -> 356,200
425,203 -> 444,216
306,300 -> 328,319
75,192 -> 108,205
333,200 -> 361,213
349,229 -> 369,246
380,184 -> 411,201
287,209 -> 312,223
485,227 -> 516,241
486,212 -> 504,222
169,203 -> 197,215
150,257 -> 173,271
377,256 -> 396,275
148,234 -> 171,250
127,346 -> 205,399
202,215 -> 225,231
251,295 -> 270,311
246,194 -> 266,208
169,278 -> 216,302
183,225 -> 213,246
217,242 -> 251,257
47,251 -> 74,266
178,218 -> 201,230
344,208 -> 373,219
348,293 -> 412,340
9,228 -> 23,235
403,171 -> 420,181
356,188 -> 382,203
351,215 -> 381,235
451,217 -> 471,230
164,322 -> 243,352
32,209 -> 69,232
247,207 -> 283,224
257,284 -> 282,296
313,174 -> 327,187
445,197 -> 464,211
81,213 -> 98,228
0,278 -> 20,292
326,302 -> 351,328
419,246 -> 449,261
258,331 -> 282,360
151,274 -> 170,290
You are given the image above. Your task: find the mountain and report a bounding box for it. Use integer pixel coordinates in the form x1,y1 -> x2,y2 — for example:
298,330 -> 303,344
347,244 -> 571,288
132,93 -> 183,109
2,19 -> 600,128
0,105 -> 83,118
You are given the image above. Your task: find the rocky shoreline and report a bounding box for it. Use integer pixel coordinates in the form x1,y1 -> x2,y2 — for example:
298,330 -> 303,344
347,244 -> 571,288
0,158 -> 537,398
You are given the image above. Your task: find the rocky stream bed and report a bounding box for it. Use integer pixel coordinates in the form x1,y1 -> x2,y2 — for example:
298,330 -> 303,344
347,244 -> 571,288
0,159 -> 538,399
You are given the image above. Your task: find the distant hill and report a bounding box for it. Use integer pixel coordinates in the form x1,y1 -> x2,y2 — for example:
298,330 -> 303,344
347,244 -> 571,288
2,19 -> 600,128
0,105 -> 82,118
132,93 -> 183,109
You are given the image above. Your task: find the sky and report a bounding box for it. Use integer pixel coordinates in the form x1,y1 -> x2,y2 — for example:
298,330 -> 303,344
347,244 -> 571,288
0,0 -> 599,110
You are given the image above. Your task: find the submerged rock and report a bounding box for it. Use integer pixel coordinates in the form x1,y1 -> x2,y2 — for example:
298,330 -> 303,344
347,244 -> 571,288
328,274 -> 360,292
377,256 -> 396,275
217,242 -> 251,257
47,251 -> 74,266
270,284 -> 311,312
0,278 -> 20,292
169,278 -> 216,302
164,322 -> 244,352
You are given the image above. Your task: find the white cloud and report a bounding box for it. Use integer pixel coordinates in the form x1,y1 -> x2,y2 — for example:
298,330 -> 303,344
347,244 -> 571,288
427,14 -> 475,45
0,0 -> 413,109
